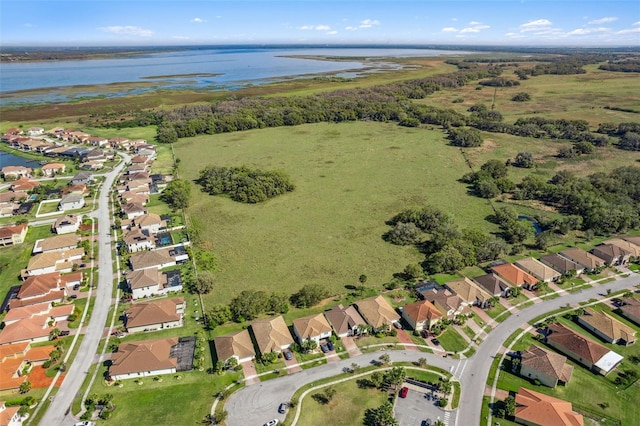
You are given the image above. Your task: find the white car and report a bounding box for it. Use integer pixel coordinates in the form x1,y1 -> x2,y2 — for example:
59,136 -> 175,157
75,422 -> 96,426
263,420 -> 278,426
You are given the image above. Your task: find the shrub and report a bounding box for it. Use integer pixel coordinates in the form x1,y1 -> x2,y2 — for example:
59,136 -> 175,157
511,92 -> 531,102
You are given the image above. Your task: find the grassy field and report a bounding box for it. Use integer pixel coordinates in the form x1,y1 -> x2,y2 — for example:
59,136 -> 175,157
297,375 -> 389,426
436,327 -> 469,353
176,121 -> 499,303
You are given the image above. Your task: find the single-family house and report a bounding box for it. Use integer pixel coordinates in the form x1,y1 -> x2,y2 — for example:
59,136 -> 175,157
120,192 -> 149,206
109,136 -> 131,149
123,228 -> 155,253
515,257 -> 561,283
354,296 -> 401,332
133,213 -> 166,234
0,223 -> 28,246
32,233 -> 80,254
514,387 -> 583,426
292,313 -> 332,345
0,305 -> 73,345
9,272 -> 68,309
52,214 -> 82,235
250,316 -> 294,354
401,300 -> 443,331
603,238 -> 640,261
577,308 -> 636,346
125,298 -> 185,333
109,337 -> 183,380
126,267 -> 176,299
127,163 -> 149,174
0,191 -> 27,204
40,163 -> 65,177
445,277 -> 492,307
618,297 -> 640,326
622,235 -> 640,249
539,254 -> 584,276
519,345 -> 574,388
58,193 -> 85,211
2,303 -> 74,326
1,166 -> 31,180
129,249 -> 175,271
473,274 -> 512,298
545,323 -> 623,375
324,304 -> 367,337
9,178 -> 39,192
26,247 -> 84,276
70,171 -> 93,186
87,136 -> 109,147
0,342 -> 56,394
491,263 -> 538,290
590,244 -> 631,266
0,400 -> 22,426
26,127 -> 44,136
214,330 -> 255,365
121,202 -> 147,219
417,283 -> 466,318
559,248 -> 605,273
61,184 -> 89,197
81,149 -> 106,163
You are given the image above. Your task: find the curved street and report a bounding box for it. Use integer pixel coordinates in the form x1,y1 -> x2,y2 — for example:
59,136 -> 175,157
38,153 -> 130,426
225,272 -> 639,426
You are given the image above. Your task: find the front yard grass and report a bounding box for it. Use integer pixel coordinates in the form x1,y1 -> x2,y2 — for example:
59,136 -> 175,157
355,335 -> 401,348
485,302 -> 509,320
436,327 -> 468,354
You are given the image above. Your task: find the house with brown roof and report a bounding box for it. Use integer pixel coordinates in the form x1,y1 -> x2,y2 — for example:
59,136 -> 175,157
129,248 -> 175,271
401,300 -> 443,331
603,238 -> 640,259
126,267 -> 182,299
0,305 -> 73,345
292,313 -> 332,345
539,254 -> 584,276
622,235 -> 640,249
52,214 -> 82,235
40,163 -> 65,177
473,274 -> 512,298
133,213 -> 166,234
354,296 -> 401,332
2,302 -> 72,326
9,178 -> 40,192
214,330 -> 255,365
121,201 -> 147,219
491,263 -> 539,290
545,323 -> 623,375
1,166 -> 31,180
123,228 -> 155,253
26,247 -> 84,276
577,308 -> 636,346
417,283 -> 466,318
590,244 -> 631,266
515,257 -> 561,283
125,297 -> 185,333
32,233 -> 80,254
0,400 -> 22,426
514,387 -> 583,426
618,297 -> 640,326
445,277 -> 492,307
250,316 -> 294,354
109,337 -> 181,380
324,304 -> 367,337
559,248 -> 605,272
9,272 -> 67,309
0,223 -> 28,246
520,345 -> 574,388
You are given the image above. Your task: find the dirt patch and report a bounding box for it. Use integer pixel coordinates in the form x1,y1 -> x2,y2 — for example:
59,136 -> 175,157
28,365 -> 65,389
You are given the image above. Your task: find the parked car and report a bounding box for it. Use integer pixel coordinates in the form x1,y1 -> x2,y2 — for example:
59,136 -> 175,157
327,341 -> 334,351
60,330 -> 70,337
263,420 -> 278,426
320,343 -> 329,353
278,402 -> 288,414
70,295 -> 77,299
420,329 -> 429,338
421,419 -> 432,426
283,350 -> 293,361
73,284 -> 80,291
431,338 -> 440,346
399,386 -> 409,398
393,321 -> 403,329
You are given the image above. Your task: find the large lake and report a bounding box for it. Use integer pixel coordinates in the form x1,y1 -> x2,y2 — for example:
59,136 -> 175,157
0,47 -> 466,105
0,151 -> 43,168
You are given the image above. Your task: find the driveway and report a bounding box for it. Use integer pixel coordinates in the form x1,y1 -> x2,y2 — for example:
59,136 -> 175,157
396,328 -> 419,350
284,352 -> 302,374
341,335 -> 362,356
242,361 -> 260,385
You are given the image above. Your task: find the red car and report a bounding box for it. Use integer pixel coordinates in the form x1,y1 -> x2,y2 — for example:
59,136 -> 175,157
399,386 -> 409,398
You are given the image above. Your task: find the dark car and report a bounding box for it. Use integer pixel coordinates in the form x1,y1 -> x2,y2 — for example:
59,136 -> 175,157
327,341 -> 334,351
431,338 -> 440,346
283,350 -> 293,361
420,329 -> 429,338
278,402 -> 288,414
421,419 -> 432,426
73,284 -> 80,291
320,343 -> 329,353
60,330 -> 70,337
399,386 -> 409,398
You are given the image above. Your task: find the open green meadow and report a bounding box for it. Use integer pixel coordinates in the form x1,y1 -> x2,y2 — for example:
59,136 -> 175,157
175,121 -> 499,303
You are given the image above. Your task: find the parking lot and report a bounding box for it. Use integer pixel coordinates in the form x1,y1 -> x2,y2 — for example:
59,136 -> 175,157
394,383 -> 455,426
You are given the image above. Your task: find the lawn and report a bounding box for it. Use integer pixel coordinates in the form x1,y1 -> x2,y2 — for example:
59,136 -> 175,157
485,302 -> 509,320
175,121 -> 498,304
435,327 -> 468,354
297,374 -> 388,426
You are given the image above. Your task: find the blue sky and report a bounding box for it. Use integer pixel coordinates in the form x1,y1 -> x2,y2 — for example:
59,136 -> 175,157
1,0 -> 639,46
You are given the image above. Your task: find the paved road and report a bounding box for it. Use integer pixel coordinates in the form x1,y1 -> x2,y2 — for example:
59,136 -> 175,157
226,272 -> 639,426
39,152 -> 130,426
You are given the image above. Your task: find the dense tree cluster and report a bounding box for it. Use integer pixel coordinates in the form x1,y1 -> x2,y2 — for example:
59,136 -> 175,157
513,55 -> 603,78
597,122 -> 640,151
447,127 -> 484,147
159,178 -> 191,209
196,165 -> 295,203
513,167 -> 640,234
290,283 -> 330,308
228,290 -> 289,321
478,77 -> 520,87
513,151 -> 534,168
462,159 -> 515,199
599,58 -> 640,73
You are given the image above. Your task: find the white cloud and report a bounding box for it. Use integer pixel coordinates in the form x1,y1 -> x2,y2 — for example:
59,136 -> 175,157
460,24 -> 490,33
441,27 -> 458,33
98,26 -> 153,37
505,32 -> 524,38
299,24 -> 331,31
588,17 -> 617,24
617,27 -> 640,34
519,19 -> 552,32
191,18 -> 206,23
633,21 -> 640,26
327,30 -> 338,35
345,26 -> 357,31
359,19 -> 380,28
469,21 -> 481,25
451,18 -> 458,22
567,27 -> 611,36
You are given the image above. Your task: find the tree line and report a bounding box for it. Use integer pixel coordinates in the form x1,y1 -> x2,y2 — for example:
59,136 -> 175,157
196,165 -> 295,203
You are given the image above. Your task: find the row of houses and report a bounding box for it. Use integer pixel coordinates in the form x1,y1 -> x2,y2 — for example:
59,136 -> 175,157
1,163 -> 66,181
